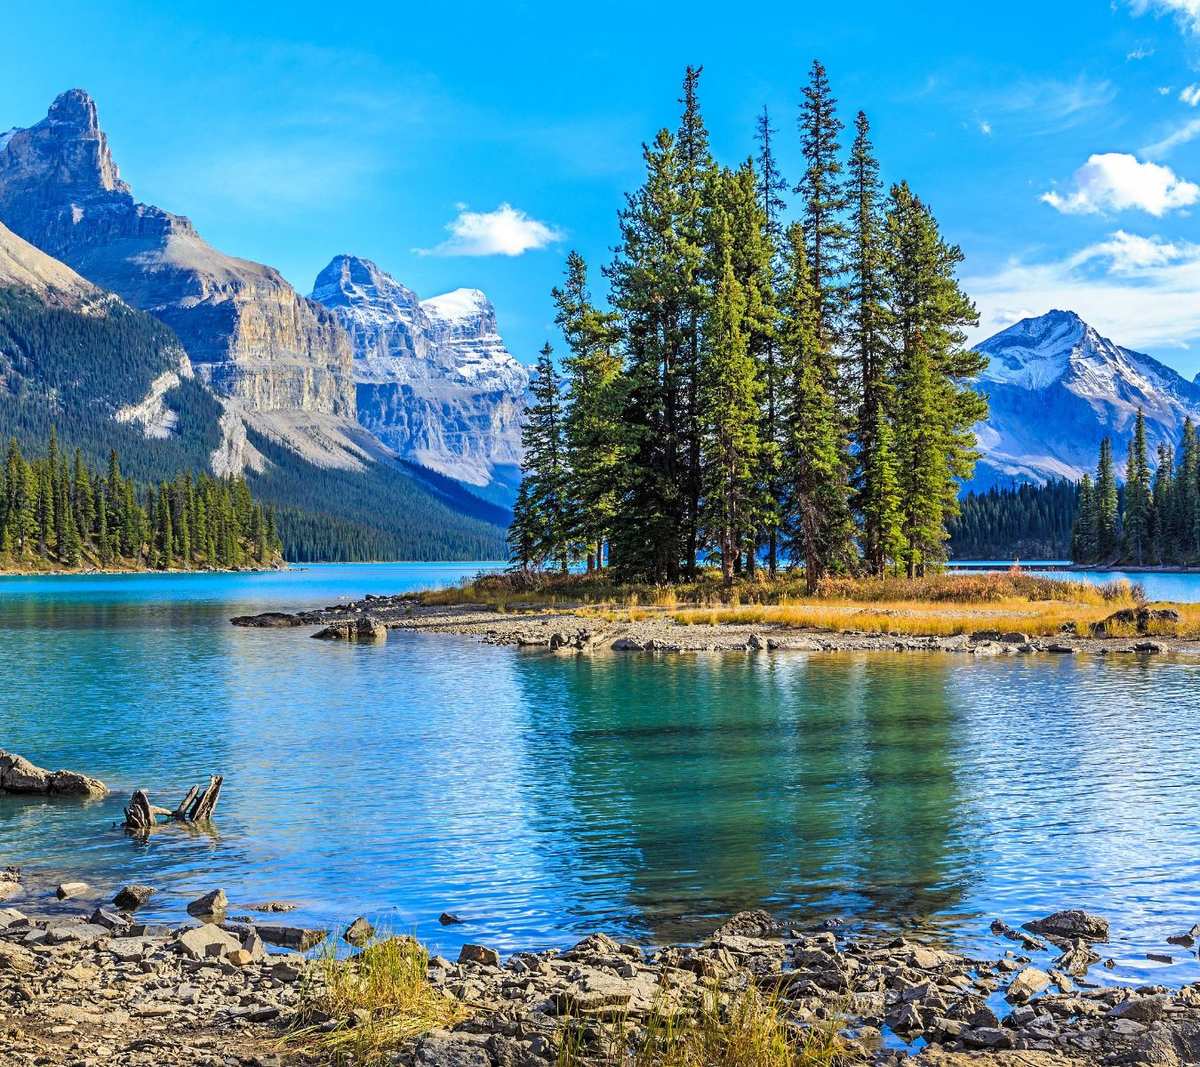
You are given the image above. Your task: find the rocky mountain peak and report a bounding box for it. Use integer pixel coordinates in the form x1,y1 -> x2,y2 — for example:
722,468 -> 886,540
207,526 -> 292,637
312,254 -> 420,314
312,256 -> 527,492
1,88 -> 129,197
970,309 -> 1200,490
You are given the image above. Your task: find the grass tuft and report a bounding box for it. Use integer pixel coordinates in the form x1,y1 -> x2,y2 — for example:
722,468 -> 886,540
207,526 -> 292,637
288,935 -> 466,1065
558,986 -> 848,1067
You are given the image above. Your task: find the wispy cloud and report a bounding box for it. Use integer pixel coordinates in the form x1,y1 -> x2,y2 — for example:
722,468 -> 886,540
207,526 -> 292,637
1143,117 -> 1200,156
985,74 -> 1117,134
416,203 -> 563,257
1128,0 -> 1200,35
1041,152 -> 1200,216
1127,44 -> 1157,59
966,230 -> 1200,352
1182,84 -> 1200,105
978,119 -> 993,135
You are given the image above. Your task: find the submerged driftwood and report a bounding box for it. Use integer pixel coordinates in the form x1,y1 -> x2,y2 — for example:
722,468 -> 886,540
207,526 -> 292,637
123,774 -> 222,834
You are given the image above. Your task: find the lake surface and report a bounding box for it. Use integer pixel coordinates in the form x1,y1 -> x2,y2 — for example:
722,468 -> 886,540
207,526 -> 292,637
3,563 -> 1200,989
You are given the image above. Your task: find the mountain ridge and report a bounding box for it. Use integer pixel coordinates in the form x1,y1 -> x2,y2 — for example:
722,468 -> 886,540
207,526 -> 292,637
312,253 -> 527,494
970,309 -> 1200,490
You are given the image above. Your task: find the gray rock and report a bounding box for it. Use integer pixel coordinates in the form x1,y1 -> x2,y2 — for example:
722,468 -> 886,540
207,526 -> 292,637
459,943 -> 501,967
176,924 -> 241,961
186,888 -> 227,918
1109,994 -> 1169,1023
1024,909 -> 1109,942
230,612 -> 305,628
344,916 -> 374,946
55,880 -> 89,900
0,750 -> 107,797
1006,966 -> 1052,1004
713,909 -> 776,938
439,912 -> 464,925
312,616 -> 387,642
112,884 -> 156,911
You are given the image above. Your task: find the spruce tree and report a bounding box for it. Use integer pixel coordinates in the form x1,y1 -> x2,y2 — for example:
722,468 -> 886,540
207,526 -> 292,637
1123,409 -> 1152,564
778,222 -> 853,591
1072,474 -> 1096,563
606,128 -> 689,581
884,182 -> 987,575
553,251 -> 624,571
512,344 -> 570,572
1095,437 -> 1120,559
754,106 -> 788,575
845,111 -> 893,572
796,59 -> 848,380
698,207 -> 761,585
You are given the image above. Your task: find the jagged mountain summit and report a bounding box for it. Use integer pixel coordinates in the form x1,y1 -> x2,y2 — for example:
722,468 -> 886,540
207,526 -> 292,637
970,309 -> 1200,489
312,254 -> 528,493
0,89 -> 364,472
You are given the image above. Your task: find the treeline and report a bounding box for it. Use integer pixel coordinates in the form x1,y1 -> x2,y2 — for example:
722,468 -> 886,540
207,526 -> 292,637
511,63 -> 985,588
0,429 -> 281,570
1073,410 -> 1200,566
949,481 -> 1078,560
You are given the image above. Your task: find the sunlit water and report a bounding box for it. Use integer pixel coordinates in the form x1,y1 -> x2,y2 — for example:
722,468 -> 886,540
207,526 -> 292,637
3,563 -> 1200,988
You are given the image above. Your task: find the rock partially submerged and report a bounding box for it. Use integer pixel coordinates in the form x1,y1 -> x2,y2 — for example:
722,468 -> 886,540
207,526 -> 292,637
1024,909 -> 1110,943
0,750 -> 107,797
229,611 -> 307,627
312,615 -> 387,642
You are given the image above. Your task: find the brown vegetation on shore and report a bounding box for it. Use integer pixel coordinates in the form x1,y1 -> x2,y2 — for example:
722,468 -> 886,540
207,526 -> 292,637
415,569 -> 1200,640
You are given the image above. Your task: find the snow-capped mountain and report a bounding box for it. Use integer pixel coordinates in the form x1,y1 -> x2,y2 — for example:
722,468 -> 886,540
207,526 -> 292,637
969,309 -> 1200,490
312,254 -> 528,495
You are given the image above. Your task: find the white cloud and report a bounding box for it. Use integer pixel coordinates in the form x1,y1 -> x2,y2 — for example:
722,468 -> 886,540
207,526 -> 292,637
966,230 -> 1200,352
1158,86 -> 1174,95
1144,117 -> 1200,156
1128,0 -> 1200,34
1182,84 -> 1200,105
1041,152 -> 1200,216
1127,45 -> 1156,59
416,203 -> 564,257
979,119 -> 993,135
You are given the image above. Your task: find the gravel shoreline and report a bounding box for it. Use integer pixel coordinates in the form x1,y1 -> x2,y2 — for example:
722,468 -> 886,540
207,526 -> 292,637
233,596 -> 1200,657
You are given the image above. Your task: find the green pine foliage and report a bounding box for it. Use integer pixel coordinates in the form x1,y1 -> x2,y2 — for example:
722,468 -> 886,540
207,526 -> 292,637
0,433 -> 280,571
510,63 -> 990,585
1071,413 -> 1200,566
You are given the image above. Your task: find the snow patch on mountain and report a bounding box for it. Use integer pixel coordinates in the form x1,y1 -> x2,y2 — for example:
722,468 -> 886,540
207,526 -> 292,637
969,309 -> 1200,491
311,255 -> 528,491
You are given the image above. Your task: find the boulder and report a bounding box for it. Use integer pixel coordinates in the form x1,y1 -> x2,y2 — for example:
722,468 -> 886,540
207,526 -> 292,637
186,888 -> 227,918
344,916 -> 374,946
55,881 -> 89,900
0,939 -> 36,973
458,943 -> 501,967
112,884 -> 156,911
312,616 -> 387,642
1006,966 -> 1052,1004
439,912 -> 464,925
176,924 -> 241,961
1109,994 -> 1169,1024
1024,909 -> 1109,942
243,923 -> 326,950
713,909 -> 776,938
0,750 -> 107,797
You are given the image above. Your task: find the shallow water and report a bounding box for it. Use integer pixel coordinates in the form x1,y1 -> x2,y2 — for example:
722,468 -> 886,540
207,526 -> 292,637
2,563 -> 1200,986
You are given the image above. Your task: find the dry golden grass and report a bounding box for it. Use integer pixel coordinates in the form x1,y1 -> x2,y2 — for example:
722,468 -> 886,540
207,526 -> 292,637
288,936 -> 466,1065
557,987 -> 847,1067
416,568 -> 1200,640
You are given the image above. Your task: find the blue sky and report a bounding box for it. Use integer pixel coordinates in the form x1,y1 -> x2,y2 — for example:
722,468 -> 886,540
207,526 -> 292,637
6,1 -> 1200,373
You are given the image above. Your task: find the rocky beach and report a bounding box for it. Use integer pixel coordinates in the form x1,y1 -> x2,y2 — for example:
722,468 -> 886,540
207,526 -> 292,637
4,859 -> 1200,1067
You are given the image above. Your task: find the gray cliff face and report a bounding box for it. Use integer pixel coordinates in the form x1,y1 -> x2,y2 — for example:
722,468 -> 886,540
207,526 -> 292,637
0,90 -> 354,419
312,254 -> 528,490
969,310 -> 1200,491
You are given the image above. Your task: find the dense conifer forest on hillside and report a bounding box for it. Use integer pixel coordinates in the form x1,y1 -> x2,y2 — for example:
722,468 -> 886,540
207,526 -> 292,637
0,429 -> 280,571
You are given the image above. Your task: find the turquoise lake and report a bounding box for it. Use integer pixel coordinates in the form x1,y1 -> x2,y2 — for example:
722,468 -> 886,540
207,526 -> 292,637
2,563 -> 1200,988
